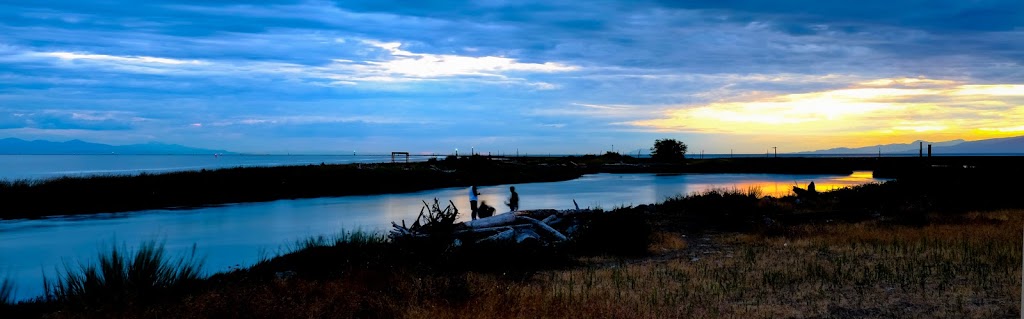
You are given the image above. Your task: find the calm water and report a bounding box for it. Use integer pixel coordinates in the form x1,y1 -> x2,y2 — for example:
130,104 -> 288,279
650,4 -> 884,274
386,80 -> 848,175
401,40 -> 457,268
0,154 -> 429,181
0,171 -> 886,300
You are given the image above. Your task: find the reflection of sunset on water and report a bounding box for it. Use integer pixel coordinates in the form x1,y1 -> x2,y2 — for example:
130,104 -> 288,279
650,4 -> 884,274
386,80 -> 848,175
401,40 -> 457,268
686,171 -> 885,198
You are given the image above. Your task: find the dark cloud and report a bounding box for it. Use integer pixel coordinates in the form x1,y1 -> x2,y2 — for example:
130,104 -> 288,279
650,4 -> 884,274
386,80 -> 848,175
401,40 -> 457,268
654,0 -> 1024,32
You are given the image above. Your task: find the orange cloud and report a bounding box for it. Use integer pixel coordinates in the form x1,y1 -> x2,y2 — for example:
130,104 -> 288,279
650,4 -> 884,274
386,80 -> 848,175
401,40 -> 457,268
631,77 -> 1024,150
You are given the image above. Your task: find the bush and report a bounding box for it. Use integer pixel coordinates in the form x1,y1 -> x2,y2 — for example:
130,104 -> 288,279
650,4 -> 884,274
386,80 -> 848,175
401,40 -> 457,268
570,207 -> 653,256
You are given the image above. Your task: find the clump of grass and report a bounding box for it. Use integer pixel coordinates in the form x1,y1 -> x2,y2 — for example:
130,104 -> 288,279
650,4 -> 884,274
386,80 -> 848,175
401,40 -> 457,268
292,229 -> 388,251
648,231 -> 687,255
44,240 -> 204,308
657,187 -> 789,231
247,229 -> 392,280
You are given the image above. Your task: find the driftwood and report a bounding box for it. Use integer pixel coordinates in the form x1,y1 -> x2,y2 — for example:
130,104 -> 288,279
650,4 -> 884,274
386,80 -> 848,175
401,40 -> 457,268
390,199 -> 595,246
389,198 -> 459,241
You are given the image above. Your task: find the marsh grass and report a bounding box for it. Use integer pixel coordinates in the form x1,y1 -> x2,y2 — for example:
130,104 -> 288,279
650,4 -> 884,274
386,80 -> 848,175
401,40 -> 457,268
21,209 -> 1023,318
655,187 -> 791,232
292,229 -> 388,251
397,210 -> 1022,319
0,277 -> 13,306
0,160 -> 584,219
43,241 -> 204,309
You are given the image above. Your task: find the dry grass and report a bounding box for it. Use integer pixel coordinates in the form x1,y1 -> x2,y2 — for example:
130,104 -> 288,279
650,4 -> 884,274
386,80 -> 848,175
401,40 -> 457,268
27,211 -> 1024,318
648,231 -> 688,255
401,210 -> 1022,319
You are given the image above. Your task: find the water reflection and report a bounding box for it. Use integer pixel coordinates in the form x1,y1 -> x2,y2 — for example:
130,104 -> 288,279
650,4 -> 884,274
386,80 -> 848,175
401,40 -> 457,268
0,171 -> 886,300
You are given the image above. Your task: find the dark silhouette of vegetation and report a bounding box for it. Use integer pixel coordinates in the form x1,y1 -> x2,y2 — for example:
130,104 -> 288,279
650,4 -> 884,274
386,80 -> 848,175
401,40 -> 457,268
0,278 -> 13,307
42,241 -> 204,311
0,159 -> 583,219
569,207 -> 652,256
650,138 -> 687,162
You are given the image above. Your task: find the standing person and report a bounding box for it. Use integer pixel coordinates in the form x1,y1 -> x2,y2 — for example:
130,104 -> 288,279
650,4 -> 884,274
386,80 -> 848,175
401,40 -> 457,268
469,186 -> 480,220
507,186 -> 519,212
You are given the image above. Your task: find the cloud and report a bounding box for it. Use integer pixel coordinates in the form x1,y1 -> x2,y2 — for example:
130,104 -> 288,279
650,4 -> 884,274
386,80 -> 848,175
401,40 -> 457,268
6,39 -> 577,89
655,0 -> 1024,32
0,109 -> 143,131
37,52 -> 205,65
0,1 -> 1022,153
355,40 -> 578,78
631,77 -> 1024,148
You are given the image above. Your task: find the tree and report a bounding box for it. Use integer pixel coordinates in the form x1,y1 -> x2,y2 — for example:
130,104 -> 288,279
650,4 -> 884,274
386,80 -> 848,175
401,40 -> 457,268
650,139 -> 687,162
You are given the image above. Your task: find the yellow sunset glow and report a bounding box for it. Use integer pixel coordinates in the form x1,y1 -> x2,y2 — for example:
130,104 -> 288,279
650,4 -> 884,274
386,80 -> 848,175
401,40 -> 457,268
632,78 -> 1024,150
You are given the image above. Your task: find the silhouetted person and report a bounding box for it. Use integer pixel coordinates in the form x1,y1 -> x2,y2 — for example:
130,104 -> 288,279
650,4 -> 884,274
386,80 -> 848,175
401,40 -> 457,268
478,200 -> 496,218
808,181 -> 816,193
469,186 -> 480,220
507,186 -> 519,212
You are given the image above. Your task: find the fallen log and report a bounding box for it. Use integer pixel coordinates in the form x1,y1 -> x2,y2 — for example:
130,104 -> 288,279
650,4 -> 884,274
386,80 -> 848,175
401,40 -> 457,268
477,229 -> 516,244
515,216 -> 568,242
463,212 -> 517,229
515,229 -> 541,244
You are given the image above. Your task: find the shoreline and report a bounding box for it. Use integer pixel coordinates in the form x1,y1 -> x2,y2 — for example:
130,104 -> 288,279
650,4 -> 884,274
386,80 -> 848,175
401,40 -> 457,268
2,155 -> 1021,220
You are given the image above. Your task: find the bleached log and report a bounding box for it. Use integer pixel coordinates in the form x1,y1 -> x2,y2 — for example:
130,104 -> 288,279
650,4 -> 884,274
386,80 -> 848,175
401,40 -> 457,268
515,216 -> 568,241
477,229 -> 516,243
463,212 -> 518,229
515,229 -> 541,244
454,225 -> 532,235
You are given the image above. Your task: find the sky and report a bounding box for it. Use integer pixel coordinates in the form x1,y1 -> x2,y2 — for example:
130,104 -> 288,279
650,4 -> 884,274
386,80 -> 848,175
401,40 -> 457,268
1,1 -> 1023,154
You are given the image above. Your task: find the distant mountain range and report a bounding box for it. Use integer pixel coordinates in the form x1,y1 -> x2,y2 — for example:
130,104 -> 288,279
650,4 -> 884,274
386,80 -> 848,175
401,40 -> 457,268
796,135 -> 1024,155
0,138 -> 233,155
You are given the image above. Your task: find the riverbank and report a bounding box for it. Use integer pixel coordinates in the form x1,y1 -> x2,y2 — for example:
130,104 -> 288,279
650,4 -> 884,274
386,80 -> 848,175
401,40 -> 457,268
4,155 -> 1022,219
3,178 -> 1021,318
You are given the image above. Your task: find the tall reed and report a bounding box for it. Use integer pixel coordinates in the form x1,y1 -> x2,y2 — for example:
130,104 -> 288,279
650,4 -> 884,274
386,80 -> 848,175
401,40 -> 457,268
0,277 -> 14,306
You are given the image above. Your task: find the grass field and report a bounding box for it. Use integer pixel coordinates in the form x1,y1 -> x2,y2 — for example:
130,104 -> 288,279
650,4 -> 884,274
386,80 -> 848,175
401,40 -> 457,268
409,211 -> 1021,318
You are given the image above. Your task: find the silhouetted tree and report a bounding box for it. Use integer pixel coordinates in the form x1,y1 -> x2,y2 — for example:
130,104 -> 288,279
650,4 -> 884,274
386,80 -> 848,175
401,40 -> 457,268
650,139 -> 687,162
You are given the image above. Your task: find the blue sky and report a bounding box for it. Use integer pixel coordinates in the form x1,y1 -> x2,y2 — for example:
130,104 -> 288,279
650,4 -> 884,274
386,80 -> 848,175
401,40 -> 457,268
1,1 -> 1022,154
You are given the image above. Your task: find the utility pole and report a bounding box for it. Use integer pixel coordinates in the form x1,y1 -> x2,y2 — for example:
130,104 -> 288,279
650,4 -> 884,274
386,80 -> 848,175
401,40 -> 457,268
772,146 -> 777,158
